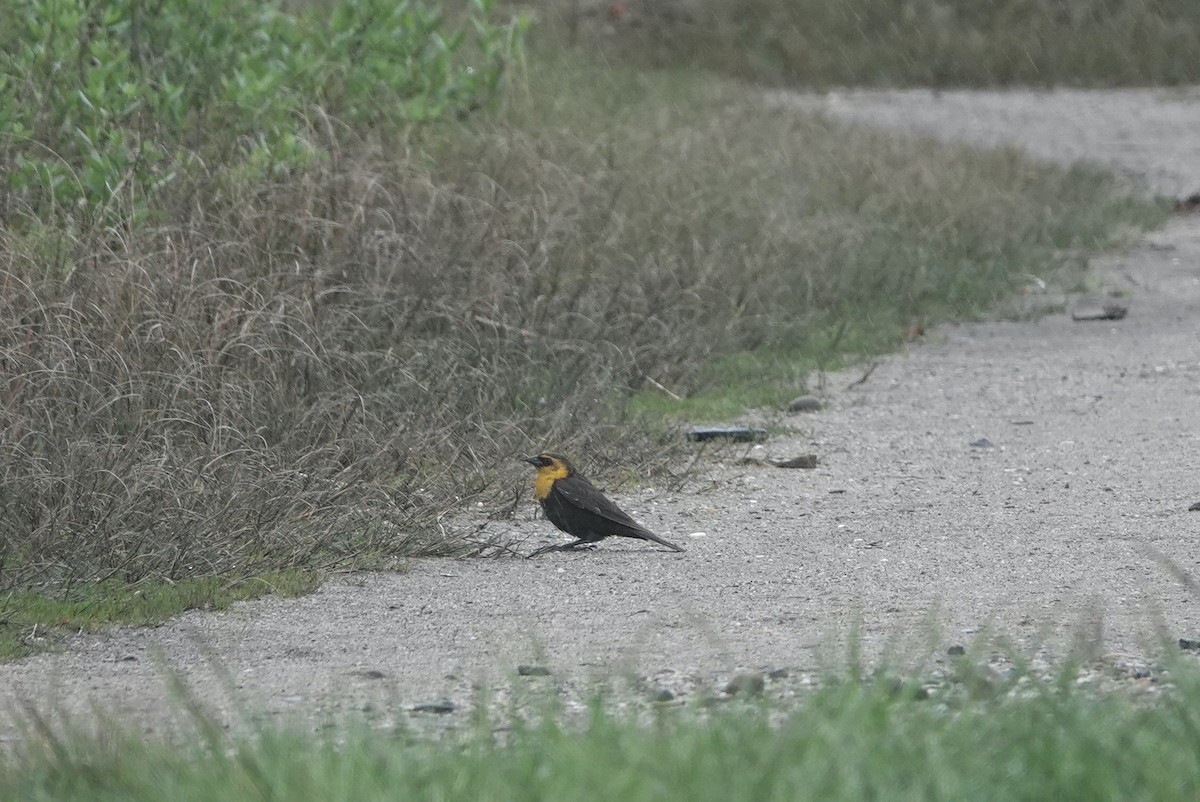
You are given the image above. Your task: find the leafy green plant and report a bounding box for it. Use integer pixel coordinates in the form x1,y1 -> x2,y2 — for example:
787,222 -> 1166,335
0,0 -> 526,228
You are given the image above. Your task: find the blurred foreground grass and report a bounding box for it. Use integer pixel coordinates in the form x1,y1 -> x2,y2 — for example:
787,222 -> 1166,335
4,658 -> 1199,800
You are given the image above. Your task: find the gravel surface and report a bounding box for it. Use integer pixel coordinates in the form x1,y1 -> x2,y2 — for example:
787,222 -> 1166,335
2,88 -> 1199,740
778,87 -> 1200,196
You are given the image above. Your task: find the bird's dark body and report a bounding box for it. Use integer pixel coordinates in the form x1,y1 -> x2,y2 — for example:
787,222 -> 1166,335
540,476 -> 655,544
525,453 -> 685,555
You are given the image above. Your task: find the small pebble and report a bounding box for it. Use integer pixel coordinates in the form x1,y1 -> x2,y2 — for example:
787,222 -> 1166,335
724,672 -> 765,697
517,665 -> 551,677
970,438 -> 994,449
351,669 -> 386,680
1175,193 -> 1200,213
1070,299 -> 1128,321
767,668 -> 790,679
769,454 -> 819,469
650,688 -> 675,703
1179,638 -> 1200,652
687,427 -> 768,443
786,395 -> 823,413
410,699 -> 456,714
947,645 -> 966,656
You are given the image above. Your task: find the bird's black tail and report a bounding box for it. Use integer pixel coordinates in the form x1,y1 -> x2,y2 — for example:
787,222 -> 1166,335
627,526 -> 685,552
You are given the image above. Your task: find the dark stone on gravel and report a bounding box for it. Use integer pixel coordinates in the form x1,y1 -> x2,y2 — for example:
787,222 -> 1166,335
969,438 -> 994,449
517,664 -> 551,676
1179,638 -> 1200,652
351,669 -> 386,680
1189,501 -> 1200,511
410,699 -> 456,714
687,426 -> 768,443
724,672 -> 765,697
650,688 -> 675,702
1174,193 -> 1200,213
769,454 -> 819,469
767,668 -> 790,679
786,395 -> 823,413
947,645 -> 966,656
884,678 -> 931,700
1070,299 -> 1128,321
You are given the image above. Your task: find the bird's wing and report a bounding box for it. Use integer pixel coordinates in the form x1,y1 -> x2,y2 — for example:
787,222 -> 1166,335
553,477 -> 646,531
551,475 -> 686,552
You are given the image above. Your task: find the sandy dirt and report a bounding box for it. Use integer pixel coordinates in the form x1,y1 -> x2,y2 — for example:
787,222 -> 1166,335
2,88 -> 1198,740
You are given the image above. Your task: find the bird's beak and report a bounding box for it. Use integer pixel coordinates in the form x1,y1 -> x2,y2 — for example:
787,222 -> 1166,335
523,455 -> 540,466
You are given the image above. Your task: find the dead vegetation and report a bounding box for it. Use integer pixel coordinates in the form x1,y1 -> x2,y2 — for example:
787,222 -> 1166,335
0,54 -> 1165,594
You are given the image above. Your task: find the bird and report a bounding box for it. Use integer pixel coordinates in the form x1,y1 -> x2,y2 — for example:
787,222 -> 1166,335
523,452 -> 685,557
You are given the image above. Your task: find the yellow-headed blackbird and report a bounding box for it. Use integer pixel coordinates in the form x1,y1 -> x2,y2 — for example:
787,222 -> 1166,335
524,452 -> 685,556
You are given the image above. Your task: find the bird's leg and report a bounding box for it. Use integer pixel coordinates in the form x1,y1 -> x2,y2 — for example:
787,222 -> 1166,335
526,539 -> 595,558
559,540 -> 596,551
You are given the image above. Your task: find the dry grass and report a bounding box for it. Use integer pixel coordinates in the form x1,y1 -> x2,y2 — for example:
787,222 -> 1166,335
0,58 -> 1165,595
528,0 -> 1200,88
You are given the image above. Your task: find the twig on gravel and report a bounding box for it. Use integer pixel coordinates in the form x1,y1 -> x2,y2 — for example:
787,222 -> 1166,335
644,375 -> 683,401
666,442 -> 709,493
846,361 -> 878,389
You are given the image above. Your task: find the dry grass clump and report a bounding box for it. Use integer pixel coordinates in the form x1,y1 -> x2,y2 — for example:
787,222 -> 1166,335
0,64 -> 1161,591
0,159 -> 664,589
527,0 -> 1200,87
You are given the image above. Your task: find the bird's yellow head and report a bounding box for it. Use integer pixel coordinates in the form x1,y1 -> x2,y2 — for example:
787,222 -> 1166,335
524,452 -> 574,500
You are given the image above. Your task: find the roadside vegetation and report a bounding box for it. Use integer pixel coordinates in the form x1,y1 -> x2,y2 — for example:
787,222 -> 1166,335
0,0 -> 1194,795
5,658 -> 1200,800
526,0 -> 1200,88
0,0 -> 1174,651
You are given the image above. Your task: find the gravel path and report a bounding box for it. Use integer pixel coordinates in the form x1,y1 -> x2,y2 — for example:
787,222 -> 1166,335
2,88 -> 1199,740
779,87 -> 1200,196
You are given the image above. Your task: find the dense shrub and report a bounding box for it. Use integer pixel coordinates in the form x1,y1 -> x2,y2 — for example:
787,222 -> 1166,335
0,0 -> 532,588
0,5 -> 1164,595
0,0 -> 524,227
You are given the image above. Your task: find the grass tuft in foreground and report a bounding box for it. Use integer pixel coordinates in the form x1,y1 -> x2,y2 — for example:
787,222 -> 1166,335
4,661 -> 1200,800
